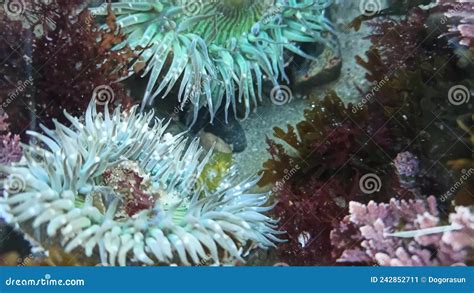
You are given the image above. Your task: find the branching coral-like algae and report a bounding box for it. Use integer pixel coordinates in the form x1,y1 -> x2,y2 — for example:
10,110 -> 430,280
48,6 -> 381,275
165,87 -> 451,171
0,102 -> 281,266
0,0 -> 136,132
91,0 -> 335,123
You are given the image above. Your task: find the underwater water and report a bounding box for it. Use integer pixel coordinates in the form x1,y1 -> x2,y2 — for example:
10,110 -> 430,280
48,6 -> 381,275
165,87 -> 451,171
0,0 -> 472,267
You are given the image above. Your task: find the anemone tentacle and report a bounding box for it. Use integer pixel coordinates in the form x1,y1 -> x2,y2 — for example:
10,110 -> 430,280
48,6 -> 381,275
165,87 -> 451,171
0,101 -> 282,266
91,0 -> 335,124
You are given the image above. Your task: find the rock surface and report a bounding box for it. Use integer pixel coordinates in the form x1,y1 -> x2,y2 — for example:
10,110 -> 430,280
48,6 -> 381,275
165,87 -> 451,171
234,4 -> 375,182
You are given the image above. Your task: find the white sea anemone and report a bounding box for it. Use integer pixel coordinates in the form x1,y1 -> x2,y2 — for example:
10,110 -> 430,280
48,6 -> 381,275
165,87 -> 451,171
91,0 -> 335,124
0,101 -> 281,266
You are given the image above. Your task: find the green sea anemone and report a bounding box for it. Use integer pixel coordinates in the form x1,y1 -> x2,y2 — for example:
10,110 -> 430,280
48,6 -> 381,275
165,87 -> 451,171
0,101 -> 281,266
91,0 -> 335,124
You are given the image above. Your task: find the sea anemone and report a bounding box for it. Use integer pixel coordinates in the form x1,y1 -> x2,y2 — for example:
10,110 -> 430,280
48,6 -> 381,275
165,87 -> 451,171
438,0 -> 474,48
0,101 -> 281,266
91,0 -> 335,124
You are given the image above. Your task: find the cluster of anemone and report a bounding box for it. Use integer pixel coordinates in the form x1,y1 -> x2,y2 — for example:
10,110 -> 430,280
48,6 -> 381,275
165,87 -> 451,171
91,0 -> 335,124
0,102 -> 281,266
